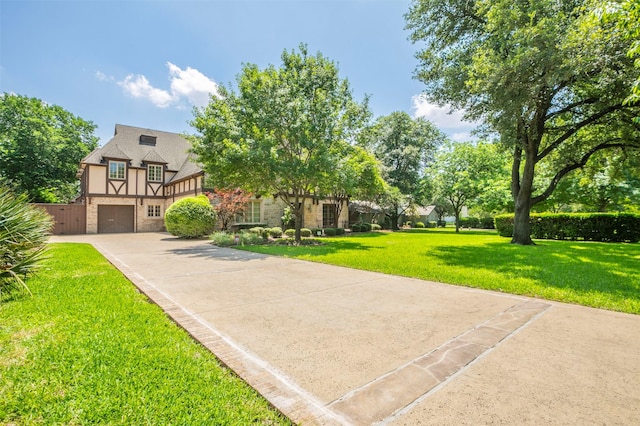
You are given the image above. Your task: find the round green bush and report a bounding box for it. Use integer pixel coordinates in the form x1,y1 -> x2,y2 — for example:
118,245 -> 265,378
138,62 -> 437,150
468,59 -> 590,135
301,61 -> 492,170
351,224 -> 361,232
335,228 -> 345,235
360,223 -> 371,232
415,221 -> 425,228
269,227 -> 283,238
164,195 -> 217,238
249,226 -> 265,235
284,229 -> 296,237
324,227 -> 336,236
301,228 -> 312,237
370,223 -> 381,231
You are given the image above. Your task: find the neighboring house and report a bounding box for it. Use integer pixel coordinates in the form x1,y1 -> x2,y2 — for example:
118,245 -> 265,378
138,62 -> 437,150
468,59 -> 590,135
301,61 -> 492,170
78,124 -> 205,233
76,124 -> 349,234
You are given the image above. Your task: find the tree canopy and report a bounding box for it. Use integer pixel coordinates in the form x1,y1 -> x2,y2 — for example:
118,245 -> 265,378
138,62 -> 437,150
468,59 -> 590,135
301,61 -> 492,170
0,93 -> 99,202
406,0 -> 640,244
190,45 -> 378,242
359,111 -> 445,229
424,142 -> 507,232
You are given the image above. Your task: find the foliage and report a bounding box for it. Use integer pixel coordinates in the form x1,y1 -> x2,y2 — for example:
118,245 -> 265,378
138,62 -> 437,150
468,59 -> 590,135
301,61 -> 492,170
164,195 -> 217,238
0,93 -> 99,202
241,229 -> 640,314
210,231 -> 265,247
460,217 -> 495,229
267,227 -> 283,238
415,221 -> 425,228
335,228 -> 345,235
424,142 -> 505,232
0,185 -> 52,299
284,228 -> 311,238
360,111 -> 445,229
0,243 -> 289,424
406,0 -> 640,244
495,213 -> 640,243
324,227 -> 337,236
351,224 -> 361,232
207,188 -> 252,231
370,224 -> 382,231
190,44 -> 371,243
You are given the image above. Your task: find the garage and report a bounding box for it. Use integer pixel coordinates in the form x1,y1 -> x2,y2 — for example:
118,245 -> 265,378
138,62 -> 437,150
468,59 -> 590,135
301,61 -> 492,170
98,205 -> 134,233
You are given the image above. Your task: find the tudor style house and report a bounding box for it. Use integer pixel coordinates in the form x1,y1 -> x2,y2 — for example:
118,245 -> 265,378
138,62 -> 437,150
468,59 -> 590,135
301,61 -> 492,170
78,124 -> 205,233
77,124 -> 348,233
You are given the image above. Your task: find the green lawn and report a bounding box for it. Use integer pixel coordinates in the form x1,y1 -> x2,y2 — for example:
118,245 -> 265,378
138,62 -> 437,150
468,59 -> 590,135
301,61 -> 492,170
241,228 -> 640,314
0,243 -> 290,425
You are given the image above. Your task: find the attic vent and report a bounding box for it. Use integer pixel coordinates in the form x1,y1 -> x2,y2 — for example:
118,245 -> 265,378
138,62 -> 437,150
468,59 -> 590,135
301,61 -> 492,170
139,135 -> 157,146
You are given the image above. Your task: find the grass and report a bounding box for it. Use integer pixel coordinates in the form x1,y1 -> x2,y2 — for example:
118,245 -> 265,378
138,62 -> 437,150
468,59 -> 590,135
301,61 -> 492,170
240,228 -> 640,315
0,243 -> 290,425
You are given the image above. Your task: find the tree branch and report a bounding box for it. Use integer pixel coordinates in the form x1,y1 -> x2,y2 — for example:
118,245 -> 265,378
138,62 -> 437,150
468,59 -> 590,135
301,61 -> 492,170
545,98 -> 598,120
537,103 -> 627,162
532,142 -> 635,205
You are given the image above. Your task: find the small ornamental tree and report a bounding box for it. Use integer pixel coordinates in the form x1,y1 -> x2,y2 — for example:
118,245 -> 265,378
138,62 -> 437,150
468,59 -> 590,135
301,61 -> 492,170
207,188 -> 252,231
164,195 -> 217,238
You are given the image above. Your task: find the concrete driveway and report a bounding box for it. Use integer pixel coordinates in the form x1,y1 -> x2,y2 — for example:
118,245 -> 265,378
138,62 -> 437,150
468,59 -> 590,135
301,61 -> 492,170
50,233 -> 640,425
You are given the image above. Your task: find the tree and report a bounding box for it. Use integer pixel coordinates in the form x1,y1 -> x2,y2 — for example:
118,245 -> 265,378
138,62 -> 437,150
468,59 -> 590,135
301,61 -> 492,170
406,0 -> 640,244
360,111 -> 445,229
425,142 -> 505,232
0,93 -> 99,202
190,45 -> 372,243
207,188 -> 252,231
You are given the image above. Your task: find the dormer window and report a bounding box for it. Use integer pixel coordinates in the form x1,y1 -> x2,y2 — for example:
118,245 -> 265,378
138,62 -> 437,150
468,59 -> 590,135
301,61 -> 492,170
109,161 -> 126,180
148,164 -> 163,182
140,135 -> 157,146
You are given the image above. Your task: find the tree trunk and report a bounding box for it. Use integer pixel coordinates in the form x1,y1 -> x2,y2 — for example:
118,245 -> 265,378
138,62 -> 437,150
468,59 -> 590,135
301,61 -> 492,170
511,137 -> 536,245
294,207 -> 303,244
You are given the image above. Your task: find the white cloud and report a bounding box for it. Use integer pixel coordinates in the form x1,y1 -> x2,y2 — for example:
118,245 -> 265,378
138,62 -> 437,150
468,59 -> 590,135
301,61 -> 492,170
116,63 -> 219,109
411,94 -> 475,129
95,70 -> 114,82
167,62 -> 220,107
118,74 -> 174,108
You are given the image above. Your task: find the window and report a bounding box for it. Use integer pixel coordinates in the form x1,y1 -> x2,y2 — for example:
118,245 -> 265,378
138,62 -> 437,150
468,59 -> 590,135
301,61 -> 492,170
109,161 -> 126,180
236,201 -> 261,223
147,205 -> 161,218
148,164 -> 163,182
323,204 -> 337,228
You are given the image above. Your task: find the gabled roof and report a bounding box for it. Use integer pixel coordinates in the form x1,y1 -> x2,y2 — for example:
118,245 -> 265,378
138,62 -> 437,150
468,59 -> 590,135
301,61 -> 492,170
81,124 -> 201,174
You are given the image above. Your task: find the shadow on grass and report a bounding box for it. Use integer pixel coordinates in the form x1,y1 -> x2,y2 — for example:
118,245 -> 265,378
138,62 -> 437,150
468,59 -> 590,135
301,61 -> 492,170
427,240 -> 640,302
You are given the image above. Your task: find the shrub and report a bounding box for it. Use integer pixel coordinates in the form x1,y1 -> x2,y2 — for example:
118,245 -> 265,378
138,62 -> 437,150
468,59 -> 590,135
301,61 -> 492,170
479,216 -> 495,229
310,228 -> 323,237
324,227 -> 337,236
415,221 -> 425,228
361,223 -> 372,232
370,224 -> 381,231
350,224 -> 361,232
437,220 -> 447,228
405,221 -> 413,228
165,195 -> 217,238
284,229 -> 296,238
427,221 -> 437,228
0,186 -> 53,298
300,228 -> 312,237
248,226 -> 265,235
210,231 -> 265,246
268,227 -> 283,238
335,228 -> 345,236
494,213 -> 640,242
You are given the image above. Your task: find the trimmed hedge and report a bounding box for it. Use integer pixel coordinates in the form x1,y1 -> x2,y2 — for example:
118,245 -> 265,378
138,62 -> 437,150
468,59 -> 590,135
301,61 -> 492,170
415,221 -> 425,228
351,224 -> 361,232
324,227 -> 336,236
370,224 -> 381,231
284,228 -> 312,238
459,217 -> 495,229
494,213 -> 640,243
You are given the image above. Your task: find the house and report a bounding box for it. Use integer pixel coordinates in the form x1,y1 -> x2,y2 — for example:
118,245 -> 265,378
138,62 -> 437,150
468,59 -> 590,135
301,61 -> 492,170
76,124 -> 349,234
77,124 -> 205,233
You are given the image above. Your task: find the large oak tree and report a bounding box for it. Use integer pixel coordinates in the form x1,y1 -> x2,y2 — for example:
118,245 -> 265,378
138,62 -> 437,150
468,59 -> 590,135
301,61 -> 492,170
190,45 -> 380,242
406,0 -> 640,244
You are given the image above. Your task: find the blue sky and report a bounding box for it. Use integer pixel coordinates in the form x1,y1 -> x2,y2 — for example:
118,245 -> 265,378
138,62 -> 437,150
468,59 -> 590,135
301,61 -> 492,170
1,0 -> 476,145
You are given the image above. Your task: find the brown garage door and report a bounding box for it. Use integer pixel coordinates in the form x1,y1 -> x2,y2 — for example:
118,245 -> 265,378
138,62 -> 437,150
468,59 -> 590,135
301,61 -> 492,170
98,205 -> 134,233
